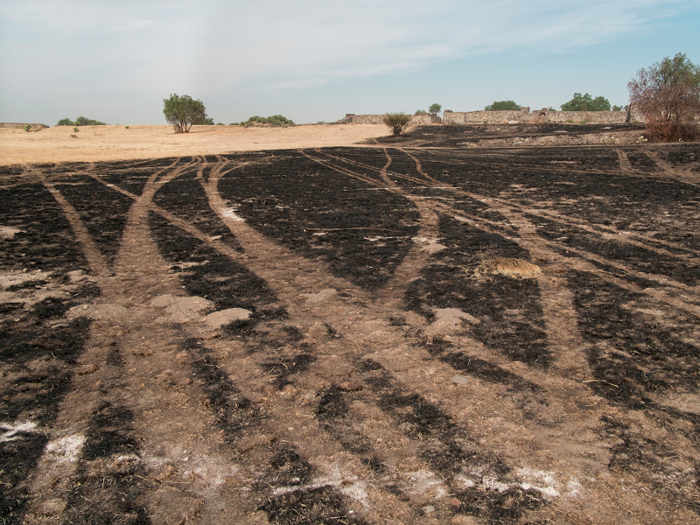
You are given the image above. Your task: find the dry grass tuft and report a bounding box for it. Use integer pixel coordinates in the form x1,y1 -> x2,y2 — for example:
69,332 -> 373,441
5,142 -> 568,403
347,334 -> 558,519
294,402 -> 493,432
474,257 -> 542,278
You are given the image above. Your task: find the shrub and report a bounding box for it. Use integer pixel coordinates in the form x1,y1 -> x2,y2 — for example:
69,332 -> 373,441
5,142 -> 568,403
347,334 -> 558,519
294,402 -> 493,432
415,109 -> 427,115
125,125 -> 129,129
383,113 -> 411,136
163,93 -> 208,133
24,125 -> 31,132
73,127 -> 79,132
629,53 -> 700,142
57,118 -> 74,126
485,101 -> 521,111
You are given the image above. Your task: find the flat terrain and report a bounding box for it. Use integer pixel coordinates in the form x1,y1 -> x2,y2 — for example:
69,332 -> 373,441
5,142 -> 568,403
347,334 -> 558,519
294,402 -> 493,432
0,124 -> 389,165
1,124 -> 700,524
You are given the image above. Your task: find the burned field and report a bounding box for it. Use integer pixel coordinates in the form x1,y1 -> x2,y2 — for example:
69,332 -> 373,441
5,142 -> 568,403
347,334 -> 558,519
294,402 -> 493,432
1,126 -> 700,524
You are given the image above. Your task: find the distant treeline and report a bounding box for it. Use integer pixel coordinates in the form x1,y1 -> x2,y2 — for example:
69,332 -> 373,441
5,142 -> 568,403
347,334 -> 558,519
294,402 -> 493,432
56,116 -> 106,126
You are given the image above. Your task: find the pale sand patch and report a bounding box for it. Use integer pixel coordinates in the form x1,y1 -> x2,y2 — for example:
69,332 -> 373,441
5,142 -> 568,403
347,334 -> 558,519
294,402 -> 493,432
0,124 -> 388,166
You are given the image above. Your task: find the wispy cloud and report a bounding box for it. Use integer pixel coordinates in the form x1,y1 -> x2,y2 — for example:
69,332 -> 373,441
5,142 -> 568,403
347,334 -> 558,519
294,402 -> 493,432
0,0 -> 696,122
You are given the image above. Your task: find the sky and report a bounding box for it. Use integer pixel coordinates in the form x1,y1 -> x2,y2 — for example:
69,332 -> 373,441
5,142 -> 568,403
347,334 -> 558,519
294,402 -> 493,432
1,0 -> 699,126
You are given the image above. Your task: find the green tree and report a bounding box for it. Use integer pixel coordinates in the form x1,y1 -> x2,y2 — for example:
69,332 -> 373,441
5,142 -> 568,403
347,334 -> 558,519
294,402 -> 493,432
560,93 -> 611,111
163,93 -> 208,133
485,100 -> 521,111
428,103 -> 441,116
629,53 -> 700,142
415,109 -> 427,115
383,113 -> 411,136
57,118 -> 74,126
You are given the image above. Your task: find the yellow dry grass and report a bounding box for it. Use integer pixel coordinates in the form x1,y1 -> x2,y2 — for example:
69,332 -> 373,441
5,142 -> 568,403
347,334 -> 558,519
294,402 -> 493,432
0,124 -> 388,166
475,257 -> 542,278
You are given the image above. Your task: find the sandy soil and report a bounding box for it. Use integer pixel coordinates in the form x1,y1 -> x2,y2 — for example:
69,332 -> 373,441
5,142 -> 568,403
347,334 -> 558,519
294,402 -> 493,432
0,124 -> 388,165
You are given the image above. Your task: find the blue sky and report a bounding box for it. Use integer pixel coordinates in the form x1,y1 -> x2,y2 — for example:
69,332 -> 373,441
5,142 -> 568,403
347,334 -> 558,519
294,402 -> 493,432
1,0 -> 699,125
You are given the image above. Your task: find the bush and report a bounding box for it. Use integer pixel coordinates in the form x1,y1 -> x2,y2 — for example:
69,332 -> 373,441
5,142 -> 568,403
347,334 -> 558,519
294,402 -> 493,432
383,113 -> 411,136
73,127 -> 79,132
485,101 -> 521,111
560,93 -> 611,111
629,53 -> 700,142
415,109 -> 427,115
57,118 -> 74,126
74,116 -> 106,126
24,125 -> 31,132
163,93 -> 208,133
240,115 -> 295,127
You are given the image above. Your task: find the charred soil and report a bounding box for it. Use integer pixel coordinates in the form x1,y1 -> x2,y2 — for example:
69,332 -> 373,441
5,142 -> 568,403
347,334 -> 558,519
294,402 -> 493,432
2,126 -> 700,524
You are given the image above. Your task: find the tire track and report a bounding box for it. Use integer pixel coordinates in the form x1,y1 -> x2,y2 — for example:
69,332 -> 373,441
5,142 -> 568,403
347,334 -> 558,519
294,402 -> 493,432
22,158 -> 258,523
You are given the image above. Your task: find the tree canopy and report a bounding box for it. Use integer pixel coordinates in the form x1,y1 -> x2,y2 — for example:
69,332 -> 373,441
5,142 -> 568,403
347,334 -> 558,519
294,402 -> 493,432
485,101 -> 521,111
560,93 -> 611,111
163,94 -> 208,133
628,53 -> 700,141
428,103 -> 441,115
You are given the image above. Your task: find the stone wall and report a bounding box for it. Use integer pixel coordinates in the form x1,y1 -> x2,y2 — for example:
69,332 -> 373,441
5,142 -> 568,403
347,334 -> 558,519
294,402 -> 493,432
0,122 -> 49,130
443,109 -> 644,125
336,113 -> 434,125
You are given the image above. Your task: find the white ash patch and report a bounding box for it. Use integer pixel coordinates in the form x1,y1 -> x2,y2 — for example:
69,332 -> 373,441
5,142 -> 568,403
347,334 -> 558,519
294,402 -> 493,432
412,236 -> 446,254
404,470 -> 448,498
222,208 -> 245,222
0,421 -> 40,442
45,434 -> 86,464
272,463 -> 369,508
456,467 -> 578,501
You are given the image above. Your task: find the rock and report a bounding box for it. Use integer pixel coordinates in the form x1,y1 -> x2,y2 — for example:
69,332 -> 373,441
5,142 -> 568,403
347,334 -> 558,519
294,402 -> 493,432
307,322 -> 331,339
300,288 -> 337,304
151,294 -> 214,323
425,308 -> 480,337
451,375 -> 469,384
205,308 -> 252,328
77,364 -> 98,375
